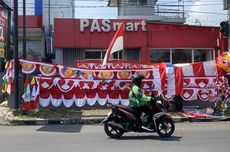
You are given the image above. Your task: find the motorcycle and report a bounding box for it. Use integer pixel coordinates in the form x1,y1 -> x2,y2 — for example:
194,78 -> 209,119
101,96 -> 175,138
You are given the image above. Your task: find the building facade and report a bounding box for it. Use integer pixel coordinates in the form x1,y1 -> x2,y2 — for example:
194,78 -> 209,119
108,0 -> 185,23
1,0 -> 74,61
53,18 -> 226,66
1,0 -> 227,66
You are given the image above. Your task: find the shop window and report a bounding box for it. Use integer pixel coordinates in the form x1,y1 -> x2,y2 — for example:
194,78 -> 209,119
110,51 -> 123,60
129,0 -> 138,5
172,49 -> 192,64
85,51 -> 103,60
18,41 -> 41,60
140,0 -> 147,5
63,48 -> 84,66
194,49 -> 213,62
84,49 -> 106,60
124,49 -> 140,61
150,49 -> 170,63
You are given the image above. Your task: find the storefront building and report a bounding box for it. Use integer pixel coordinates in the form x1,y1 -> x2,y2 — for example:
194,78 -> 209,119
53,18 -> 227,66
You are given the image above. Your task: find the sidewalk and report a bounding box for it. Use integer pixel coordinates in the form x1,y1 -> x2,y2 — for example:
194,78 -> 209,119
0,101 -> 230,126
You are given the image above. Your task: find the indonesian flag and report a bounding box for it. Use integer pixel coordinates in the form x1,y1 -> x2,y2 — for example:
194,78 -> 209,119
102,23 -> 124,68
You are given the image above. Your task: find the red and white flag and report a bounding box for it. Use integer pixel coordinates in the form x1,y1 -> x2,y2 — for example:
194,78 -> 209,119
102,23 -> 124,68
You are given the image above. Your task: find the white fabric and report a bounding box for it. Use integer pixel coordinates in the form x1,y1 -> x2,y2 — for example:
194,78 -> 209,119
39,96 -> 51,107
22,84 -> 31,102
87,98 -> 98,106
75,96 -> 87,107
108,95 -> 121,105
182,64 -> 194,76
111,36 -> 123,54
41,81 -> 50,89
203,60 -> 217,76
120,99 -> 129,106
152,67 -> 162,94
98,98 -> 107,106
62,95 -> 74,108
50,96 -> 62,107
166,66 -> 176,96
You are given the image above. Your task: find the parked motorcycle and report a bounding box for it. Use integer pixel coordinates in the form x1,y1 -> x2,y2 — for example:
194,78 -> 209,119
101,96 -> 175,138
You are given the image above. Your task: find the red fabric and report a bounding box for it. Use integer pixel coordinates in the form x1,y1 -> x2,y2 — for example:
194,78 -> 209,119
50,86 -> 62,99
182,89 -> 194,100
120,90 -> 129,99
98,89 -> 108,98
22,96 -> 39,111
187,112 -> 209,118
192,62 -> 205,77
74,88 -> 86,98
159,63 -> 166,92
22,101 -> 38,110
174,66 -> 183,95
39,87 -> 51,98
86,89 -> 97,98
62,89 -> 75,100
108,90 -> 120,99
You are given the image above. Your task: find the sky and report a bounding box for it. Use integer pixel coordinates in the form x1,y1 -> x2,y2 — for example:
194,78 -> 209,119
74,0 -> 228,27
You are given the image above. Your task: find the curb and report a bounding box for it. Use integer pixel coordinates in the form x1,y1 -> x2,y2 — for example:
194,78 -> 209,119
4,116 -> 105,125
1,116 -> 230,126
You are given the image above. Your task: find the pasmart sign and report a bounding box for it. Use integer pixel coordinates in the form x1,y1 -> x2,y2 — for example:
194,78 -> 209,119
80,19 -> 147,32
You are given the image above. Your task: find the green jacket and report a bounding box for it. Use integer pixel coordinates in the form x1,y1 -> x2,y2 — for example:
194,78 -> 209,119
129,85 -> 151,107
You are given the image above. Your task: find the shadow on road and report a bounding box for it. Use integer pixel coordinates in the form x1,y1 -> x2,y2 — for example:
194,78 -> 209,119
36,124 -> 83,133
114,135 -> 182,141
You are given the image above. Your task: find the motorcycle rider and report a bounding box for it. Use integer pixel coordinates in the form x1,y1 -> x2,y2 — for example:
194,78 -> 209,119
129,74 -> 154,131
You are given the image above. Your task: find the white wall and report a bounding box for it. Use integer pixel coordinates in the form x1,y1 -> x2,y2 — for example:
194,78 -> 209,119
43,0 -> 74,33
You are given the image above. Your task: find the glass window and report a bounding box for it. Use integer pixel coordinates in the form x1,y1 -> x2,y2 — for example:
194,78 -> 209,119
129,0 -> 137,5
18,41 -> 42,60
84,49 -> 106,60
125,49 -> 140,61
110,51 -> 123,60
150,49 -> 170,63
140,0 -> 147,5
172,49 -> 192,64
85,51 -> 102,59
194,49 -> 213,62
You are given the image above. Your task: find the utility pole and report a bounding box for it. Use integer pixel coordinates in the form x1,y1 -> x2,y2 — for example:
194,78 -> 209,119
6,3 -> 11,61
23,0 -> 26,58
48,0 -> 51,37
14,0 -> 19,109
228,6 -> 230,51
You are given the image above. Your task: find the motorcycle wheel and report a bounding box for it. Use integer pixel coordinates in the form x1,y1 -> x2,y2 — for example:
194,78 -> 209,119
156,119 -> 175,137
104,122 -> 124,138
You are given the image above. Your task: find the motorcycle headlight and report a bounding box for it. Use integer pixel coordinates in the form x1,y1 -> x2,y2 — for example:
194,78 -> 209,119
157,100 -> 162,104
107,111 -> 112,116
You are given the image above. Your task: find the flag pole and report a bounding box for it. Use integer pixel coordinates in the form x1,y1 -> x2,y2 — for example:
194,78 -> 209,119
102,22 -> 124,68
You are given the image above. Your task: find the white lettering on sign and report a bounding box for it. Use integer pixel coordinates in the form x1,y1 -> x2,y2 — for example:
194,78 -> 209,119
90,19 -> 101,32
80,19 -> 147,32
80,19 -> 89,32
101,19 -> 111,32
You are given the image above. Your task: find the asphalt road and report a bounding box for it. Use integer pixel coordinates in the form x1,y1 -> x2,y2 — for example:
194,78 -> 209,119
0,122 -> 229,152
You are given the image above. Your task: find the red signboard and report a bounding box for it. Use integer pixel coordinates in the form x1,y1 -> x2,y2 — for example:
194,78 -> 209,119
54,19 -> 220,50
18,16 -> 43,28
54,19 -> 147,49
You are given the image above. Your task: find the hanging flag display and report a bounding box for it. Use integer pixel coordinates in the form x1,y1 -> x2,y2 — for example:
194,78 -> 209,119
2,52 -> 230,110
